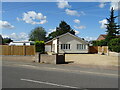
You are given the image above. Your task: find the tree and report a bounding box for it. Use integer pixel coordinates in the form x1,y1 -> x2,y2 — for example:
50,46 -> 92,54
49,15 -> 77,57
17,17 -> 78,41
47,21 -> 75,39
108,38 -> 120,52
92,40 -> 107,46
29,27 -> 46,41
0,35 -> 3,45
105,7 -> 120,44
3,38 -> 13,44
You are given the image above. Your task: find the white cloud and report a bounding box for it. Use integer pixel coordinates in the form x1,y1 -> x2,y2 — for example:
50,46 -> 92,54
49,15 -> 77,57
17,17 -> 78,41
99,19 -> 107,29
74,25 -> 86,29
65,9 -> 80,16
57,0 -> 71,9
73,19 -> 80,24
0,20 -> 14,29
84,36 -> 97,41
74,30 -> 80,35
18,11 -> 48,25
16,17 -> 21,21
2,32 -> 29,41
99,2 -> 106,8
80,11 -> 86,15
110,2 -> 119,11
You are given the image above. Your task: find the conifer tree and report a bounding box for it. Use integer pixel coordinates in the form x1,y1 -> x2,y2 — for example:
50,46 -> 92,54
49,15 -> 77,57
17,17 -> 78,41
105,7 -> 120,44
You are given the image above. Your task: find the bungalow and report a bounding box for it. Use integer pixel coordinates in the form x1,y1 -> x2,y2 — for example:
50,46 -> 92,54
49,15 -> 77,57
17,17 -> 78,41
45,32 -> 89,54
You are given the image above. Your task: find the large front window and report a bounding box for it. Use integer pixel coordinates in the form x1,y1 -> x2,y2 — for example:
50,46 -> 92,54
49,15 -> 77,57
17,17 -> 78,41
61,44 -> 70,50
77,44 -> 86,50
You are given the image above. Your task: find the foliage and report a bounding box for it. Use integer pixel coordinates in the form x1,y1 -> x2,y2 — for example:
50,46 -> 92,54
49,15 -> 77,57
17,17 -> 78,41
105,7 -> 120,44
35,41 -> 45,53
0,35 -> 3,44
47,21 -> 75,40
108,38 -> 120,52
3,38 -> 13,44
29,27 -> 46,41
92,40 -> 107,46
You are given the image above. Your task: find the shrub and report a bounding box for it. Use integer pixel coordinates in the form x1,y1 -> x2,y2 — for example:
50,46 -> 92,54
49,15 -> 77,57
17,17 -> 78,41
35,41 -> 45,53
108,38 -> 120,52
92,40 -> 107,46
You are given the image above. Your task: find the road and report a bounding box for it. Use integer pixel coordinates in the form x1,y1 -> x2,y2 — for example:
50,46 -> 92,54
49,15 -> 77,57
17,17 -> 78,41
2,60 -> 119,89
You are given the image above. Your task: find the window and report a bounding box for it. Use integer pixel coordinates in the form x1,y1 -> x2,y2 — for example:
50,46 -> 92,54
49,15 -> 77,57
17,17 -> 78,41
77,44 -> 86,50
61,44 -> 70,50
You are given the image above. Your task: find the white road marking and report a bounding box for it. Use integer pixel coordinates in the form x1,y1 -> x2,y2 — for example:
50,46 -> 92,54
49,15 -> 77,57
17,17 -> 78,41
21,78 -> 78,88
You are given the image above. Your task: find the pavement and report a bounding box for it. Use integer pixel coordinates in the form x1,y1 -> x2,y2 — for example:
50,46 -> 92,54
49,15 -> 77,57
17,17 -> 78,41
2,60 -> 119,89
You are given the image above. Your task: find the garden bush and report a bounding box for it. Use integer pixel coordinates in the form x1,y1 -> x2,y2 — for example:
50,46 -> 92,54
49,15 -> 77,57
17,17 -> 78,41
92,40 -> 107,46
35,41 -> 45,53
108,38 -> 120,52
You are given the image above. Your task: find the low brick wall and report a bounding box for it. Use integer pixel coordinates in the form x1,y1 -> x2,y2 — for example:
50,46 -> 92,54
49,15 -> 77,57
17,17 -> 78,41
40,54 -> 65,64
40,54 -> 56,64
108,52 -> 120,57
1,55 -> 35,62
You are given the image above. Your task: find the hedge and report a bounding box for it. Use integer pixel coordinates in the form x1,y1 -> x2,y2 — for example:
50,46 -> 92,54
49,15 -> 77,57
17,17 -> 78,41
35,41 -> 45,53
92,40 -> 107,46
108,38 -> 120,53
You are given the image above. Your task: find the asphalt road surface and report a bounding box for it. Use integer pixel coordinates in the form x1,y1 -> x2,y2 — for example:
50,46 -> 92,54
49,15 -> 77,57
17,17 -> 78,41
2,60 -> 119,89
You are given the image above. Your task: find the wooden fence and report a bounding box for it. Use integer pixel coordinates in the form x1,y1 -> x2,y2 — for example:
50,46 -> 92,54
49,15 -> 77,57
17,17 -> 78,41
98,46 -> 108,55
88,46 -> 108,55
89,46 -> 98,53
0,45 -> 35,55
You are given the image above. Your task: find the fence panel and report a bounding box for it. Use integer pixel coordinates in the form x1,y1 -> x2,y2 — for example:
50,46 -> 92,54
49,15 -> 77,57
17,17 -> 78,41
0,45 -> 35,55
103,46 -> 108,53
12,46 -> 24,55
2,45 -> 11,55
98,46 -> 108,55
89,46 -> 98,53
98,46 -> 102,53
25,46 -> 35,55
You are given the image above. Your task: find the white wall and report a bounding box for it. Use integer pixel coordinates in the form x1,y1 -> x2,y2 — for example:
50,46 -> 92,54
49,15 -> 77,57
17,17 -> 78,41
45,45 -> 51,52
9,42 -> 31,45
58,34 -> 88,53
52,39 -> 57,53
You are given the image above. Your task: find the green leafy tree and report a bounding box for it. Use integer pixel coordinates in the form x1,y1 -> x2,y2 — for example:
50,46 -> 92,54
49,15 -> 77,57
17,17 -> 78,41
105,7 -> 120,44
47,21 -> 75,39
3,38 -> 13,44
92,40 -> 107,46
0,35 -> 3,45
108,38 -> 120,52
35,41 -> 45,53
29,27 -> 46,41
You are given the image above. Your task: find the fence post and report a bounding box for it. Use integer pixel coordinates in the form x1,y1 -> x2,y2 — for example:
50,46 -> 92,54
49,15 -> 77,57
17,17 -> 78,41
35,52 -> 40,63
11,45 -> 14,55
107,46 -> 109,56
34,45 -> 36,55
98,46 -> 99,54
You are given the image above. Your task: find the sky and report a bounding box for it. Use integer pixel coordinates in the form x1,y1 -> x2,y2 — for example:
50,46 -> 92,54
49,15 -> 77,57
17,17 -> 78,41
0,1 -> 119,41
